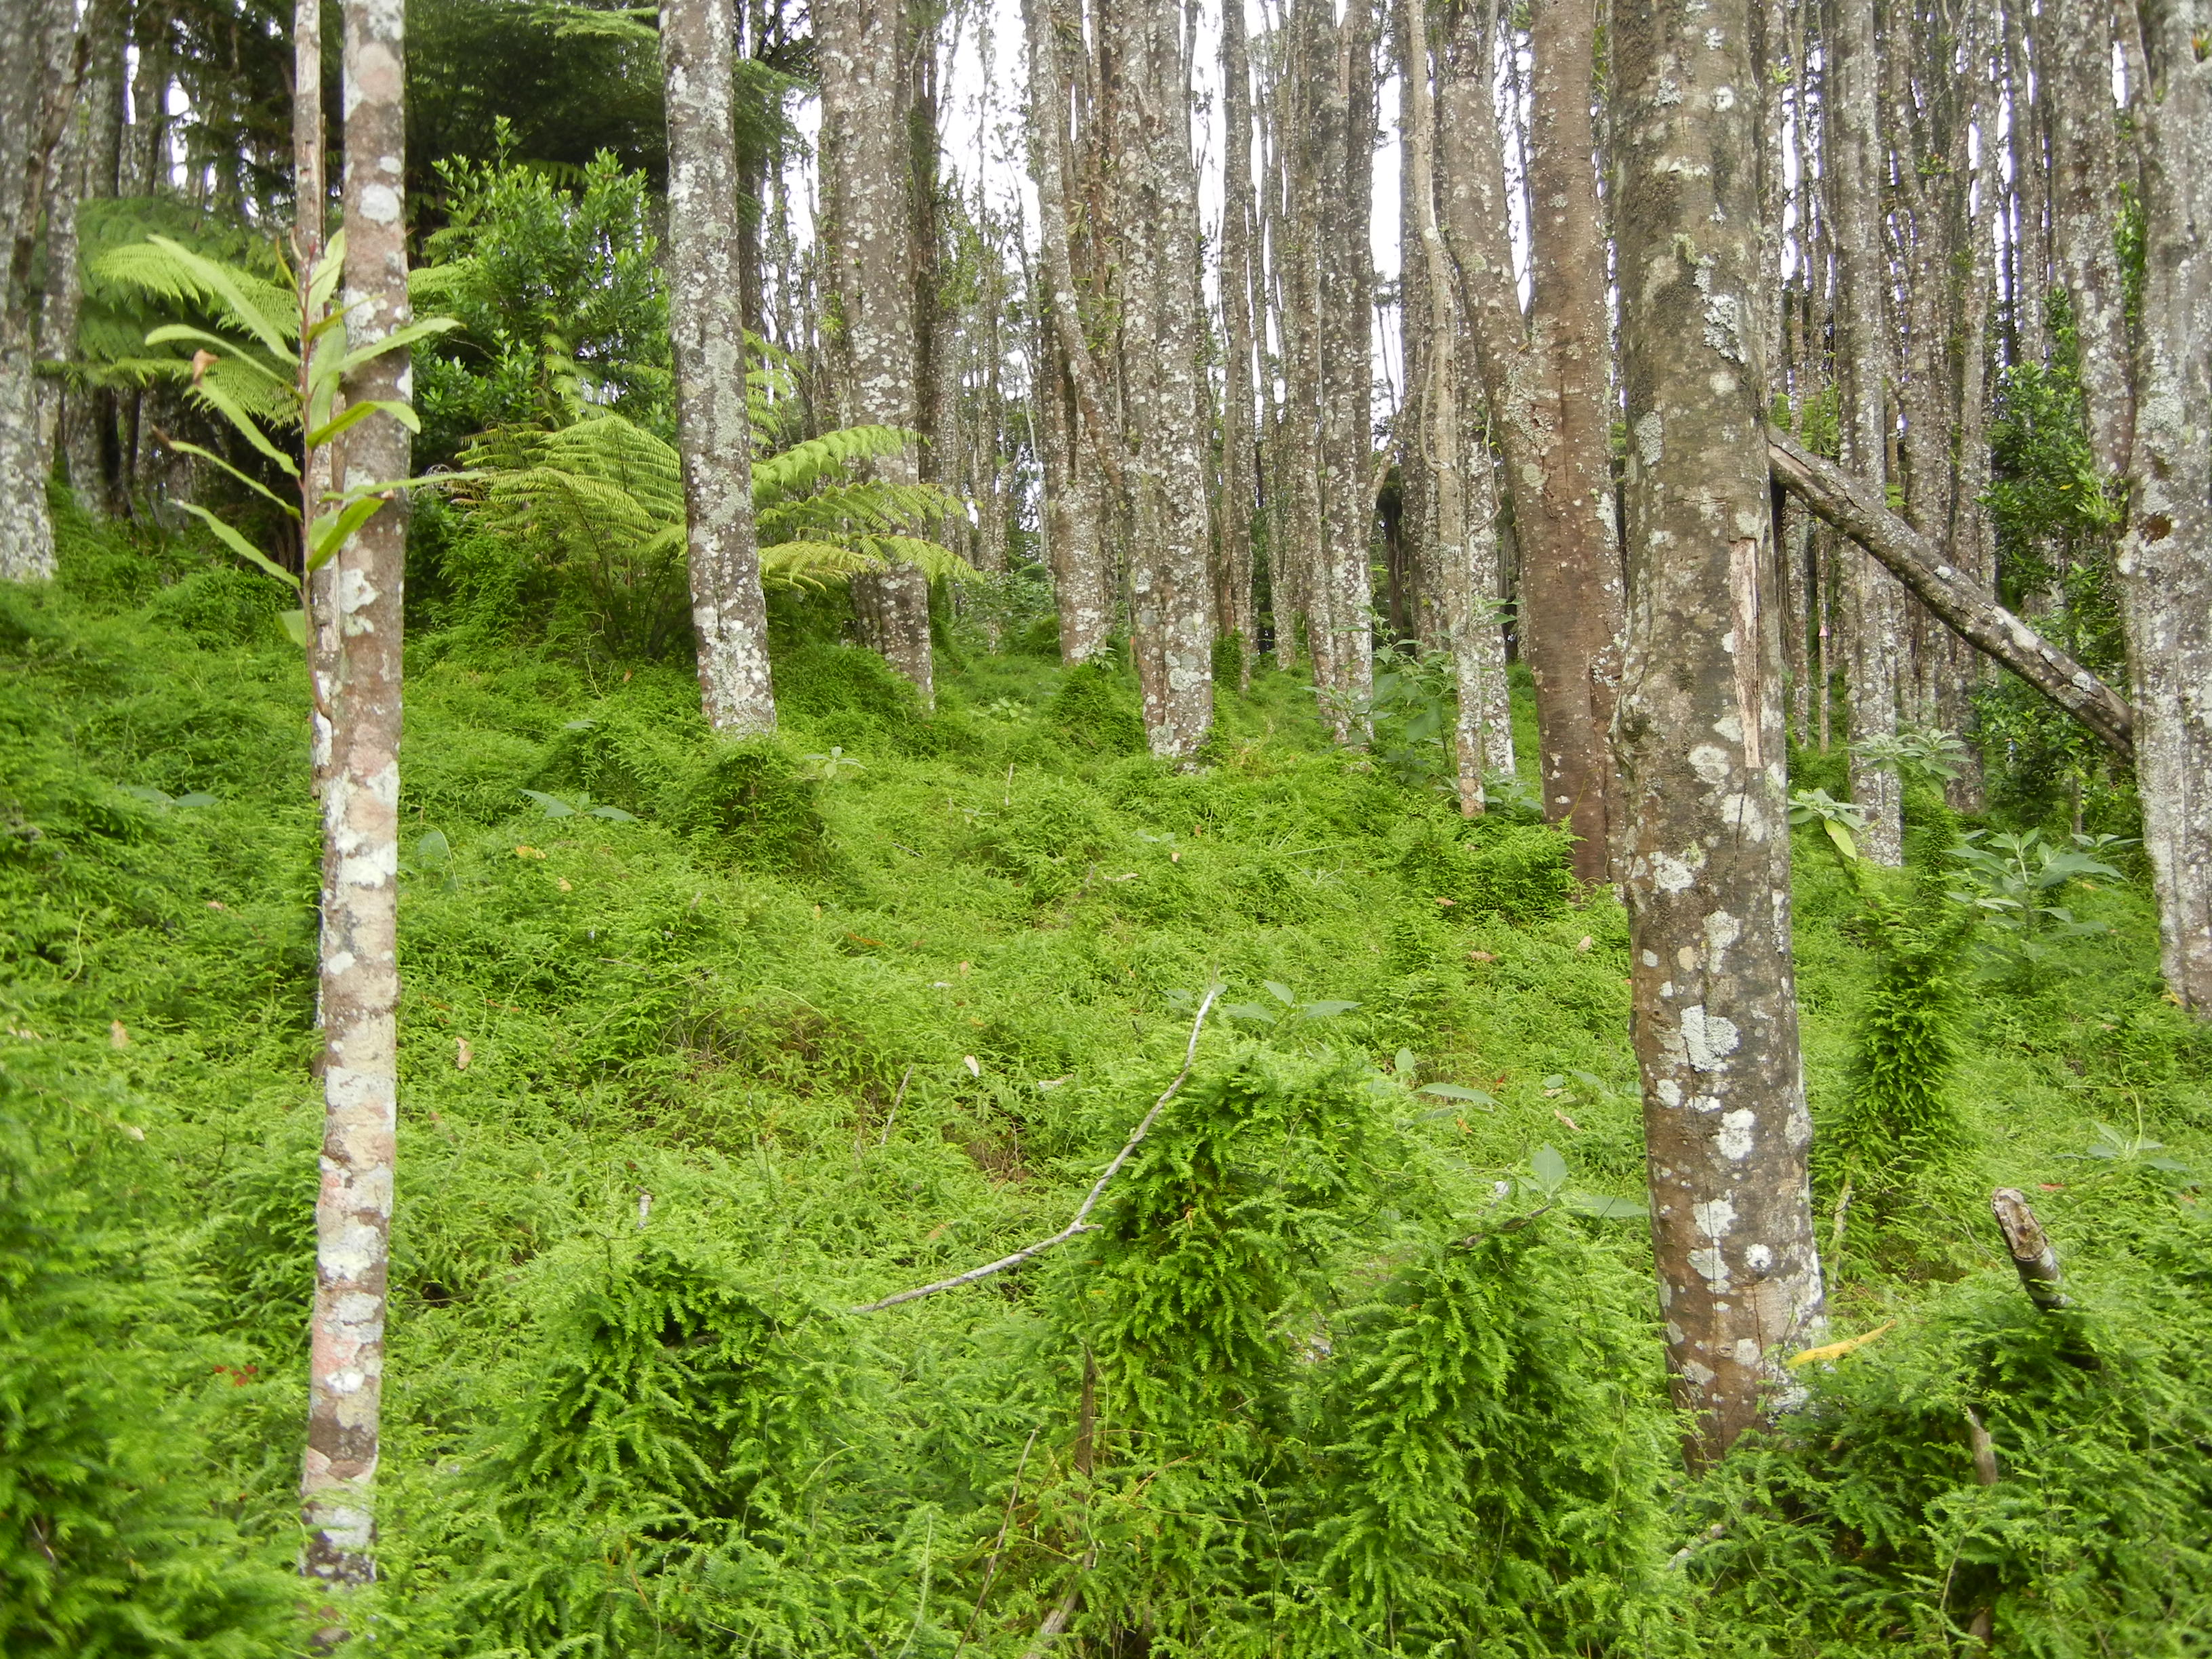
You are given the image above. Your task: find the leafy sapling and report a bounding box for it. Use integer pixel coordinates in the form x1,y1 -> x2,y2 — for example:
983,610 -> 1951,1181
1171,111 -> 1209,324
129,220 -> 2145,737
1515,1143 -> 1648,1220
1946,828 -> 2133,972
518,788 -> 637,821
1216,979 -> 1359,1029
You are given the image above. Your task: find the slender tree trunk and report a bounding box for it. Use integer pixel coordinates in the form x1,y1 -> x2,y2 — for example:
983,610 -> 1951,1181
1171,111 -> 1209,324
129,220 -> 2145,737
60,0 -> 123,514
1614,0 -> 1827,1466
2120,0 -> 2212,1012
297,0 -> 340,800
1111,0 -> 1213,759
2047,0 -> 2133,475
1521,0 -> 1626,880
1023,0 -> 1118,662
818,0 -> 934,702
1277,5 -> 1330,689
1828,0 -> 1904,863
1317,0 -> 1376,737
661,0 -> 776,732
300,0 -> 413,1605
0,0 -> 81,581
1220,0 -> 1260,680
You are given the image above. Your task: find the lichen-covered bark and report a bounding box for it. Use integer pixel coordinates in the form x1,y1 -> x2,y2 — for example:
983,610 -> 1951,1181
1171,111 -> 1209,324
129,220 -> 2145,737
0,0 -> 82,582
1218,0 -> 1260,681
1521,0 -> 1626,882
1317,0 -> 1376,737
1109,0 -> 1213,760
2047,0 -> 2133,477
817,0 -> 935,703
1406,0 -> 1507,811
1612,0 -> 1827,1465
1826,0 -> 1903,865
301,0 -> 409,1595
659,0 -> 776,733
1021,0 -> 1115,664
2121,0 -> 2212,1012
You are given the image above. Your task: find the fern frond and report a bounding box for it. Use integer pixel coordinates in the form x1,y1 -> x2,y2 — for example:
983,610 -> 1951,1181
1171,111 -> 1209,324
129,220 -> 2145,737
750,426 -> 921,504
855,535 -> 975,581
97,237 -> 297,357
756,539 -> 889,590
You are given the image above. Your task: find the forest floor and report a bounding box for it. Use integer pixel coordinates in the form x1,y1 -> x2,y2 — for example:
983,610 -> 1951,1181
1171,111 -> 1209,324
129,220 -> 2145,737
5,498 -> 2211,1656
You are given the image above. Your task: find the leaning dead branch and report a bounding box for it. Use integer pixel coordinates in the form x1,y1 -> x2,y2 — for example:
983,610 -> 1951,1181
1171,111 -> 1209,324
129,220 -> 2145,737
850,987 -> 1222,1315
1990,1187 -> 2071,1312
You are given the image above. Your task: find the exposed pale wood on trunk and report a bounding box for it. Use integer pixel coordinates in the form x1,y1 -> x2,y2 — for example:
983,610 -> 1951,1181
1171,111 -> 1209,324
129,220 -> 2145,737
1614,0 -> 1827,1466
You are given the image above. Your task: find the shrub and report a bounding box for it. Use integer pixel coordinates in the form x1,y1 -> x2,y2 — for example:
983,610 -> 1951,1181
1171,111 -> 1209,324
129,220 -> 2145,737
669,738 -> 828,873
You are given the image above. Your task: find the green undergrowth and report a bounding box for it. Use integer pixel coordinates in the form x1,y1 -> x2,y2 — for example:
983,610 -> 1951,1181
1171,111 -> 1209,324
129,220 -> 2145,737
3,506 -> 2209,1655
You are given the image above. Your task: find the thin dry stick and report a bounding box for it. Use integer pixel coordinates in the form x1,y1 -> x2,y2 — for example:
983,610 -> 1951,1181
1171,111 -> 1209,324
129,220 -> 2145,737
880,1063 -> 915,1146
851,986 -> 1221,1315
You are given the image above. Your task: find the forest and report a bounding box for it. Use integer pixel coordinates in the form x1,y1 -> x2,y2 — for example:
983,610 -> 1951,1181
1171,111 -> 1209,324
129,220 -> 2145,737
1,0 -> 2210,1651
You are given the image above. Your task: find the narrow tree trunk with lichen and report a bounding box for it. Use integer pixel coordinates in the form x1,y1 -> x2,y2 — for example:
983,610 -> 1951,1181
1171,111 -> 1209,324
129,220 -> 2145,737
661,0 -> 776,732
1110,0 -> 1213,760
2048,0 -> 2133,476
2121,0 -> 2212,1014
58,0 -> 123,514
1219,0 -> 1260,682
0,0 -> 81,582
817,0 -> 934,703
1521,0 -> 1625,880
297,0 -> 341,798
1317,0 -> 1376,738
300,0 -> 411,1607
1613,0 -> 1828,1466
1827,0 -> 1904,864
1023,0 -> 1116,663
1275,5 -> 1331,689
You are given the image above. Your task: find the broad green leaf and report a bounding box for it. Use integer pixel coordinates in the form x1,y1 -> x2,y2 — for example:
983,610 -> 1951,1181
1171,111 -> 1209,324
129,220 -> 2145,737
279,609 -> 308,646
1300,1000 -> 1359,1018
173,502 -> 299,590
1531,1144 -> 1570,1189
1218,1002 -> 1279,1024
519,789 -> 577,819
1563,1191 -> 1648,1221
587,804 -> 637,822
1824,818 -> 1860,862
306,398 -> 421,447
120,785 -> 174,807
184,377 -> 300,476
332,315 -> 462,380
1394,1048 -> 1417,1077
1418,1083 -> 1494,1105
173,792 -> 218,808
306,497 -> 387,570
1263,979 -> 1297,1006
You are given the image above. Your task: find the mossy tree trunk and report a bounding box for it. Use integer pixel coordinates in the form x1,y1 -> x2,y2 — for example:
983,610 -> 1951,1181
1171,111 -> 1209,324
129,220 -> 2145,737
2121,0 -> 2212,1014
300,0 -> 411,1607
1317,0 -> 1376,741
660,0 -> 777,733
1612,0 -> 1828,1465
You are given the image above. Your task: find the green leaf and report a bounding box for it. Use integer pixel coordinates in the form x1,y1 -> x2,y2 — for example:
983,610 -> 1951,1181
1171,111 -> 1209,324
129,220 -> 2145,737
279,609 -> 308,646
1418,1083 -> 1494,1105
119,785 -> 174,807
586,804 -> 637,821
1394,1048 -> 1418,1077
519,789 -> 577,819
331,315 -> 462,380
306,497 -> 387,570
155,438 -> 299,517
1300,1000 -> 1359,1018
1218,1002 -> 1279,1024
1531,1144 -> 1570,1189
414,830 -> 452,865
1263,980 -> 1298,1006
171,502 -> 300,591
306,398 -> 422,447
1824,818 -> 1860,861
1563,1191 -> 1648,1220
172,792 -> 218,808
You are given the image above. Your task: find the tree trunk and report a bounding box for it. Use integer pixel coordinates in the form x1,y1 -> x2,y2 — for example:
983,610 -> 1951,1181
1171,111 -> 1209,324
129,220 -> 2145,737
2121,0 -> 2212,1013
1109,0 -> 1213,760
1219,0 -> 1260,681
56,0 -> 124,514
1614,0 -> 1827,1467
1521,0 -> 1626,881
1021,0 -> 1118,663
0,0 -> 81,582
1275,5 -> 1330,689
2047,0 -> 2133,476
817,0 -> 934,703
297,0 -> 340,803
661,0 -> 777,733
300,0 -> 413,1603
1826,0 -> 1904,864
1317,0 -> 1376,739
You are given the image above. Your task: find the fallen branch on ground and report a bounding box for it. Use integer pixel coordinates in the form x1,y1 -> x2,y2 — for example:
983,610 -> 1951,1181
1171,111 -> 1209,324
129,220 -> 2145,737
849,987 -> 1222,1314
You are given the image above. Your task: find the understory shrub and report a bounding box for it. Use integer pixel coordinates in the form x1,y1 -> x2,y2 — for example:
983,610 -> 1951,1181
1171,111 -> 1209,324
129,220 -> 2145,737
668,738 -> 827,873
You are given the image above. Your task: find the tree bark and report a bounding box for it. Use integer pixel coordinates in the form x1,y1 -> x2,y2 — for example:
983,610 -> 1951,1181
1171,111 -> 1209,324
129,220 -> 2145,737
1521,0 -> 1626,881
1317,0 -> 1377,738
817,0 -> 934,703
0,0 -> 82,582
2047,0 -> 2133,476
300,0 -> 411,1603
1614,0 -> 1827,1467
1826,0 -> 1904,864
1109,0 -> 1213,760
1218,0 -> 1260,680
1768,428 -> 2135,759
2120,0 -> 2212,1013
661,0 -> 777,732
